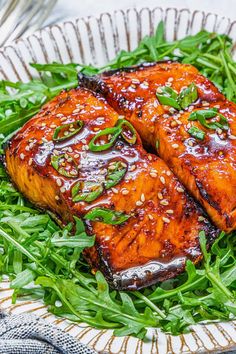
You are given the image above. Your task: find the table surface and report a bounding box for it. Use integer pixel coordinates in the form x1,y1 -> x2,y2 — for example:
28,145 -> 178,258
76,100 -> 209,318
46,0 -> 236,25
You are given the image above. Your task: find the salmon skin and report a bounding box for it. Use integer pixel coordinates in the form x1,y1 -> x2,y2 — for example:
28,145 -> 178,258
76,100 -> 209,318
79,61 -> 236,232
4,87 -> 218,290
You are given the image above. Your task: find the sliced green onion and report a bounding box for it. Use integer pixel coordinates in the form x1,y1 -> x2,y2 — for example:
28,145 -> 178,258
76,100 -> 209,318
156,83 -> 198,110
51,154 -> 78,178
53,120 -> 83,142
188,126 -> 205,140
156,86 -> 181,110
188,108 -> 229,130
72,181 -> 103,202
116,119 -> 137,144
178,83 -> 198,109
85,207 -> 130,225
89,126 -> 122,152
156,140 -> 159,149
105,161 -> 127,189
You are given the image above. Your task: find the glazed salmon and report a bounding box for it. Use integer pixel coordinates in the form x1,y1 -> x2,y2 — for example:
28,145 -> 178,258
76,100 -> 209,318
79,62 -> 236,232
4,87 -> 218,290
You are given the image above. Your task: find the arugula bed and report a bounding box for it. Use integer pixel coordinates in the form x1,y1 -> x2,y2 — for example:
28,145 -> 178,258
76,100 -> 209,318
0,22 -> 236,339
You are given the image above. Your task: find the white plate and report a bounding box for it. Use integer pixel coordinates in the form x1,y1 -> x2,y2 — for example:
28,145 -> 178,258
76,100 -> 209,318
0,6 -> 236,354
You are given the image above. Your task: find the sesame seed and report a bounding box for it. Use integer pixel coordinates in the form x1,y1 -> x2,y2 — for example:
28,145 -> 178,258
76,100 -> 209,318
168,77 -> 174,82
142,81 -> 149,86
228,134 -> 236,140
148,155 -> 152,161
42,138 -> 48,143
153,100 -> 158,108
216,128 -> 223,135
162,217 -> 170,223
169,107 -> 176,114
163,114 -> 170,119
177,187 -> 184,193
112,188 -> 118,194
166,171 -> 171,176
158,192 -> 163,200
121,189 -> 129,195
160,176 -> 165,184
165,82 -> 172,87
175,119 -> 182,125
188,105 -> 194,112
56,179 -> 62,187
61,117 -> 67,122
166,209 -> 174,214
156,87 -> 163,93
160,199 -> 169,206
202,101 -> 210,107
129,164 -> 136,172
198,216 -> 205,222
67,147 -> 73,153
50,124 -> 57,128
55,195 -> 60,200
140,193 -> 145,202
172,143 -> 179,149
188,140 -> 194,146
28,158 -> 33,166
81,139 -> 87,144
41,123 -> 46,127
170,120 -> 177,127
132,79 -> 140,84
20,153 -> 25,160
214,105 -> 220,109
148,214 -> 154,220
73,109 -> 81,114
56,113 -> 64,118
60,187 -> 66,193
25,145 -> 30,151
136,200 -> 143,206
119,115 -> 125,119
150,172 -> 158,178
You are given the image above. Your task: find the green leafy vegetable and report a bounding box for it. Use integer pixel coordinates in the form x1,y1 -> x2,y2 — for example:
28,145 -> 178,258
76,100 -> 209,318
188,126 -> 205,140
85,207 -> 130,225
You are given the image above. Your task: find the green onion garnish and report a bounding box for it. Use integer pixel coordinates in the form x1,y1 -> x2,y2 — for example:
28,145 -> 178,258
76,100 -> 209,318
156,86 -> 181,110
89,126 -> 122,152
105,161 -> 127,189
178,83 -> 198,109
188,126 -> 205,140
85,207 -> 130,225
156,83 -> 198,110
51,154 -> 78,178
188,108 -> 229,130
72,181 -> 103,202
53,120 -> 83,142
116,119 -> 137,144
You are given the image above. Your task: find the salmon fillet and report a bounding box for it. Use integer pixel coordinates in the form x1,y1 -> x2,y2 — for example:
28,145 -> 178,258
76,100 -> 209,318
79,61 -> 236,232
4,87 -> 217,290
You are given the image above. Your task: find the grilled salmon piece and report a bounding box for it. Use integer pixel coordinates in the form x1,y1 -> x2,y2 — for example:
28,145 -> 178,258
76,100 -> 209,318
5,87 -> 218,290
79,61 -> 236,232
